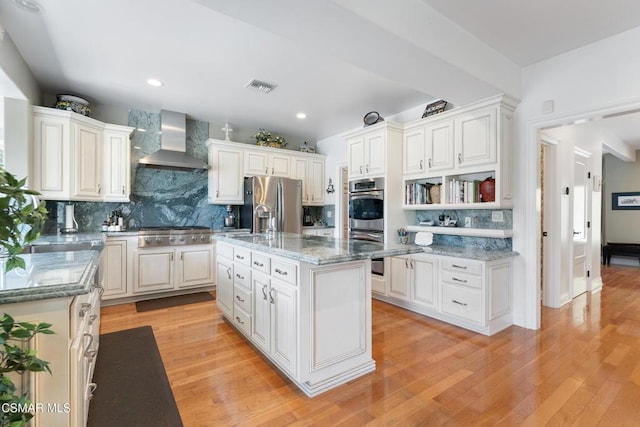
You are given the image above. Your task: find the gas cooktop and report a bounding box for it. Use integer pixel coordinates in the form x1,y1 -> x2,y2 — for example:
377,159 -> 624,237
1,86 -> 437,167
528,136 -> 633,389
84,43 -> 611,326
138,226 -> 212,247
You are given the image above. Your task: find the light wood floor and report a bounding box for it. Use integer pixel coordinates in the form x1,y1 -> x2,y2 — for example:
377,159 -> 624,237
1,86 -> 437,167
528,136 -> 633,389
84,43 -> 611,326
100,265 -> 640,426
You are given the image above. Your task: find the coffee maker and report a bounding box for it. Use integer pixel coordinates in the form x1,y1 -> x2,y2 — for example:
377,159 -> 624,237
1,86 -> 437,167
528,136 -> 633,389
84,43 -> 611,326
303,207 -> 313,226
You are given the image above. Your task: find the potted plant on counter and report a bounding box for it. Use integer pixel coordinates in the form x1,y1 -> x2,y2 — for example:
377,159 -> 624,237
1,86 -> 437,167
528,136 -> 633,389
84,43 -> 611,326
0,167 -> 48,274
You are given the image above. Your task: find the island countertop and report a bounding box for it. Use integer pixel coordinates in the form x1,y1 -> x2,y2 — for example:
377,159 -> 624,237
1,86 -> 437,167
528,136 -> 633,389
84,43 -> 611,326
213,232 -> 425,265
0,250 -> 101,304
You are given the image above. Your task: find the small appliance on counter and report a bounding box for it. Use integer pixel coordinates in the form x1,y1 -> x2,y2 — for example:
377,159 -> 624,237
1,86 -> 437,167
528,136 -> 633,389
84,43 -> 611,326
303,207 -> 313,226
223,205 -> 237,230
60,204 -> 78,234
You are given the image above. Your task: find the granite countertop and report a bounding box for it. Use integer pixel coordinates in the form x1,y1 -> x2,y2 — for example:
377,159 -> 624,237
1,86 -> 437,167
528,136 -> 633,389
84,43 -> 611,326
421,245 -> 519,261
213,232 -> 425,265
32,232 -> 106,246
0,250 -> 101,304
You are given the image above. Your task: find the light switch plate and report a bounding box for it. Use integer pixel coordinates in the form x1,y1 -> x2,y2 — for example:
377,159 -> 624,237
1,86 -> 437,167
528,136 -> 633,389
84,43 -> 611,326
464,217 -> 471,227
491,211 -> 504,222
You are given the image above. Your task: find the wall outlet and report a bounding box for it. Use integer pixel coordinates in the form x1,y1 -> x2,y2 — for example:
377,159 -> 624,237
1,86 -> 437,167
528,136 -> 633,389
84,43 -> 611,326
491,211 -> 504,222
464,217 -> 471,227
327,211 -> 332,218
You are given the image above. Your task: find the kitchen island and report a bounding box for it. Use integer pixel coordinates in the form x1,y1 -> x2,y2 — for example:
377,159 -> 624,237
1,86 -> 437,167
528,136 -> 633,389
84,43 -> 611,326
0,248 -> 102,427
213,232 -> 424,397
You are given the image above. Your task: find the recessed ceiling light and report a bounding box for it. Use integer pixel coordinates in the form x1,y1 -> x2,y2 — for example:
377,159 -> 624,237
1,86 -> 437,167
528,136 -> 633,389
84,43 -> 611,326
147,78 -> 163,87
11,0 -> 40,12
296,113 -> 307,119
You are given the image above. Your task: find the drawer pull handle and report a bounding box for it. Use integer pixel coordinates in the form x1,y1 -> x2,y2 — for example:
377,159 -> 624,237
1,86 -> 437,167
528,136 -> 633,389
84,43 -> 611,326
88,314 -> 98,325
451,264 -> 467,270
253,261 -> 264,267
226,267 -> 232,280
274,268 -> 287,276
419,159 -> 423,169
235,316 -> 244,325
79,303 -> 91,317
97,286 -> 105,297
452,299 -> 467,306
269,288 -> 275,304
262,284 -> 268,300
236,254 -> 245,260
235,295 -> 245,303
235,273 -> 244,280
88,383 -> 97,400
452,277 -> 468,283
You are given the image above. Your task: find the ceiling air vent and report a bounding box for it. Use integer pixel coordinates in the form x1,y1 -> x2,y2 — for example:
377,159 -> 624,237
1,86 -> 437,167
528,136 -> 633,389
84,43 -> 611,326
244,79 -> 277,93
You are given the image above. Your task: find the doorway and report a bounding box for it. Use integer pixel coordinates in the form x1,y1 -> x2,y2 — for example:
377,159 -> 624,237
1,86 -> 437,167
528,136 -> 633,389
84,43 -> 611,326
572,150 -> 590,297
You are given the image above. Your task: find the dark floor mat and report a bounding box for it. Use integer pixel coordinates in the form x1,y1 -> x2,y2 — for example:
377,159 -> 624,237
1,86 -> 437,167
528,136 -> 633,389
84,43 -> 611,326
135,292 -> 214,312
87,326 -> 183,427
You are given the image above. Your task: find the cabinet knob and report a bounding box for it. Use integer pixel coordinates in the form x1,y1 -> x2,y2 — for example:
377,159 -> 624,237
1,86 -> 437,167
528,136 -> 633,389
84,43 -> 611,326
458,153 -> 462,164
97,184 -> 102,194
122,185 -> 125,195
428,158 -> 432,168
419,160 -> 423,169
365,164 -> 369,173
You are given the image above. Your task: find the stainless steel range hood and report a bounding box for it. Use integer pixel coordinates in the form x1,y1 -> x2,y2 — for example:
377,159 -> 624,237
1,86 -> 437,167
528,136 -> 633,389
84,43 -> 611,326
138,110 -> 209,170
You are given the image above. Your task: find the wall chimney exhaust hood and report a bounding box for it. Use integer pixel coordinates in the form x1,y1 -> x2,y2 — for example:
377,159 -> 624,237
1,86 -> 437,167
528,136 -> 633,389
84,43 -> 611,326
138,110 -> 209,170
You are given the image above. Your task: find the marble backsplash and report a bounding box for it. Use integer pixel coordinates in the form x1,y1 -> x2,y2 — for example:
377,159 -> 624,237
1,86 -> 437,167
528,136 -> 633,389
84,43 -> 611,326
45,110 -> 228,232
414,208 -> 513,250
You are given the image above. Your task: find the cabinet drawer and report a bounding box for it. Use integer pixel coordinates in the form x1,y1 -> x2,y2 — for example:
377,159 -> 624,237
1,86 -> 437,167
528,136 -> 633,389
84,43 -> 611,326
233,307 -> 251,336
442,284 -> 482,323
441,270 -> 482,289
271,259 -> 297,285
233,247 -> 251,266
233,264 -> 252,290
234,285 -> 252,314
251,252 -> 270,274
441,258 -> 482,275
217,243 -> 233,260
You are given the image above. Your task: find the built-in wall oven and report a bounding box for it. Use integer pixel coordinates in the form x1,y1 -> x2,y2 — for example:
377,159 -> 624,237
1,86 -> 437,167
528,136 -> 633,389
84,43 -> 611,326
349,177 -> 384,276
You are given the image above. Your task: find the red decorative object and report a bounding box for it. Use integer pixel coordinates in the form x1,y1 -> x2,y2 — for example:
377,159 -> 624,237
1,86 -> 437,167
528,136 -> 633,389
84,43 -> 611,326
479,177 -> 495,202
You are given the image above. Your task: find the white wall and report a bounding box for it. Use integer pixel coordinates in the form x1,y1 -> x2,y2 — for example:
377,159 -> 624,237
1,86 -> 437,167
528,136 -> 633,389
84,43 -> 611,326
515,26 -> 640,329
0,30 -> 39,103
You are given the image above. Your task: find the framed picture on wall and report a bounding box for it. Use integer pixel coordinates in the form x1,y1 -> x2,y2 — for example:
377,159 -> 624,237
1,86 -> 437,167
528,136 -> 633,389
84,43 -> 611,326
612,191 -> 640,210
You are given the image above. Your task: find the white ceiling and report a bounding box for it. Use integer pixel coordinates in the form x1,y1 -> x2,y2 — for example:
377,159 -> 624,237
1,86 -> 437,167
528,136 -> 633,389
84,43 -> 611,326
1,0 -> 640,149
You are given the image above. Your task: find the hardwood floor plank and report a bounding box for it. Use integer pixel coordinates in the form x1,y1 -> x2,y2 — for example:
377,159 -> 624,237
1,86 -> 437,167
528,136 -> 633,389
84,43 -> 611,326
98,265 -> 640,425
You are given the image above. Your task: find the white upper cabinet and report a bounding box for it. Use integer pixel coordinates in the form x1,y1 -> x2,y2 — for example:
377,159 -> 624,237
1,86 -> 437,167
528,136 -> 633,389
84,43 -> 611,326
455,107 -> 497,168
401,95 -> 517,210
32,106 -> 132,201
293,155 -> 325,205
103,124 -> 133,202
207,140 -> 244,204
244,149 -> 291,177
346,122 -> 403,180
427,120 -> 455,172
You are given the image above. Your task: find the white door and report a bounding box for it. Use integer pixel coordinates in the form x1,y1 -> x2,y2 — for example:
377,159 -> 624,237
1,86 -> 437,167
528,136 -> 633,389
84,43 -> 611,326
271,280 -> 297,376
215,258 -> 234,317
365,131 -> 385,176
572,153 -> 588,297
388,256 -> 410,300
348,137 -> 365,178
251,272 -> 271,352
177,247 -> 214,288
134,248 -> 174,292
403,127 -> 425,175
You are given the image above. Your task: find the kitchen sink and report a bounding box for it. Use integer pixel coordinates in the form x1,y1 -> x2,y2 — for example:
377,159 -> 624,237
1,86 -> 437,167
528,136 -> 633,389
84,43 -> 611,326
28,241 -> 103,253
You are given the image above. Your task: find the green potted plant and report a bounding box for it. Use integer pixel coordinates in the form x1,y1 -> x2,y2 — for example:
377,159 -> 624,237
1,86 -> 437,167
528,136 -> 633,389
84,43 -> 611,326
254,129 -> 287,148
0,313 -> 54,427
0,167 -> 48,274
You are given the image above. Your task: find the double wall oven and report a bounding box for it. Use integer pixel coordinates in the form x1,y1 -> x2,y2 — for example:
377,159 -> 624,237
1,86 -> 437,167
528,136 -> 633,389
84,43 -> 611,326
349,177 -> 384,276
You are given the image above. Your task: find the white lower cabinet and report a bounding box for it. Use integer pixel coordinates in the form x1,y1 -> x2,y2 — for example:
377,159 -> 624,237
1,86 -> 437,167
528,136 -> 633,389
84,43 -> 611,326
133,244 -> 214,294
215,249 -> 234,318
219,241 -> 374,397
380,254 -> 513,335
101,239 -> 128,298
7,280 -> 102,427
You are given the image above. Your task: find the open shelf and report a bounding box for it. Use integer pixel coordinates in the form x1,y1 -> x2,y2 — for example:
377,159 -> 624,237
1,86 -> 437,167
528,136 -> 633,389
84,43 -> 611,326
405,225 -> 513,238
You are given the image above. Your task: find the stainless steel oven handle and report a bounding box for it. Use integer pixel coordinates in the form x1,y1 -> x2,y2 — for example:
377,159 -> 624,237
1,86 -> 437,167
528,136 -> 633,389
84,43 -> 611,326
349,191 -> 384,199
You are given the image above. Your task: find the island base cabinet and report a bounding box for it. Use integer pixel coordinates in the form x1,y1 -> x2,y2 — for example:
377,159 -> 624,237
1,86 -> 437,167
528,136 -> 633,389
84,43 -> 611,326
222,243 -> 375,397
297,261 -> 375,396
216,256 -> 234,318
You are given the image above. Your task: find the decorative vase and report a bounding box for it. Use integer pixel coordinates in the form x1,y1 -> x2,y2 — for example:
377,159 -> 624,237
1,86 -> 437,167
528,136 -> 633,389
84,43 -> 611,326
429,184 -> 441,204
479,177 -> 496,202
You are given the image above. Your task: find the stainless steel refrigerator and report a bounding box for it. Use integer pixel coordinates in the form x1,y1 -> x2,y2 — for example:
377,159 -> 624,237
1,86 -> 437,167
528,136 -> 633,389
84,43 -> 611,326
240,176 -> 303,234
